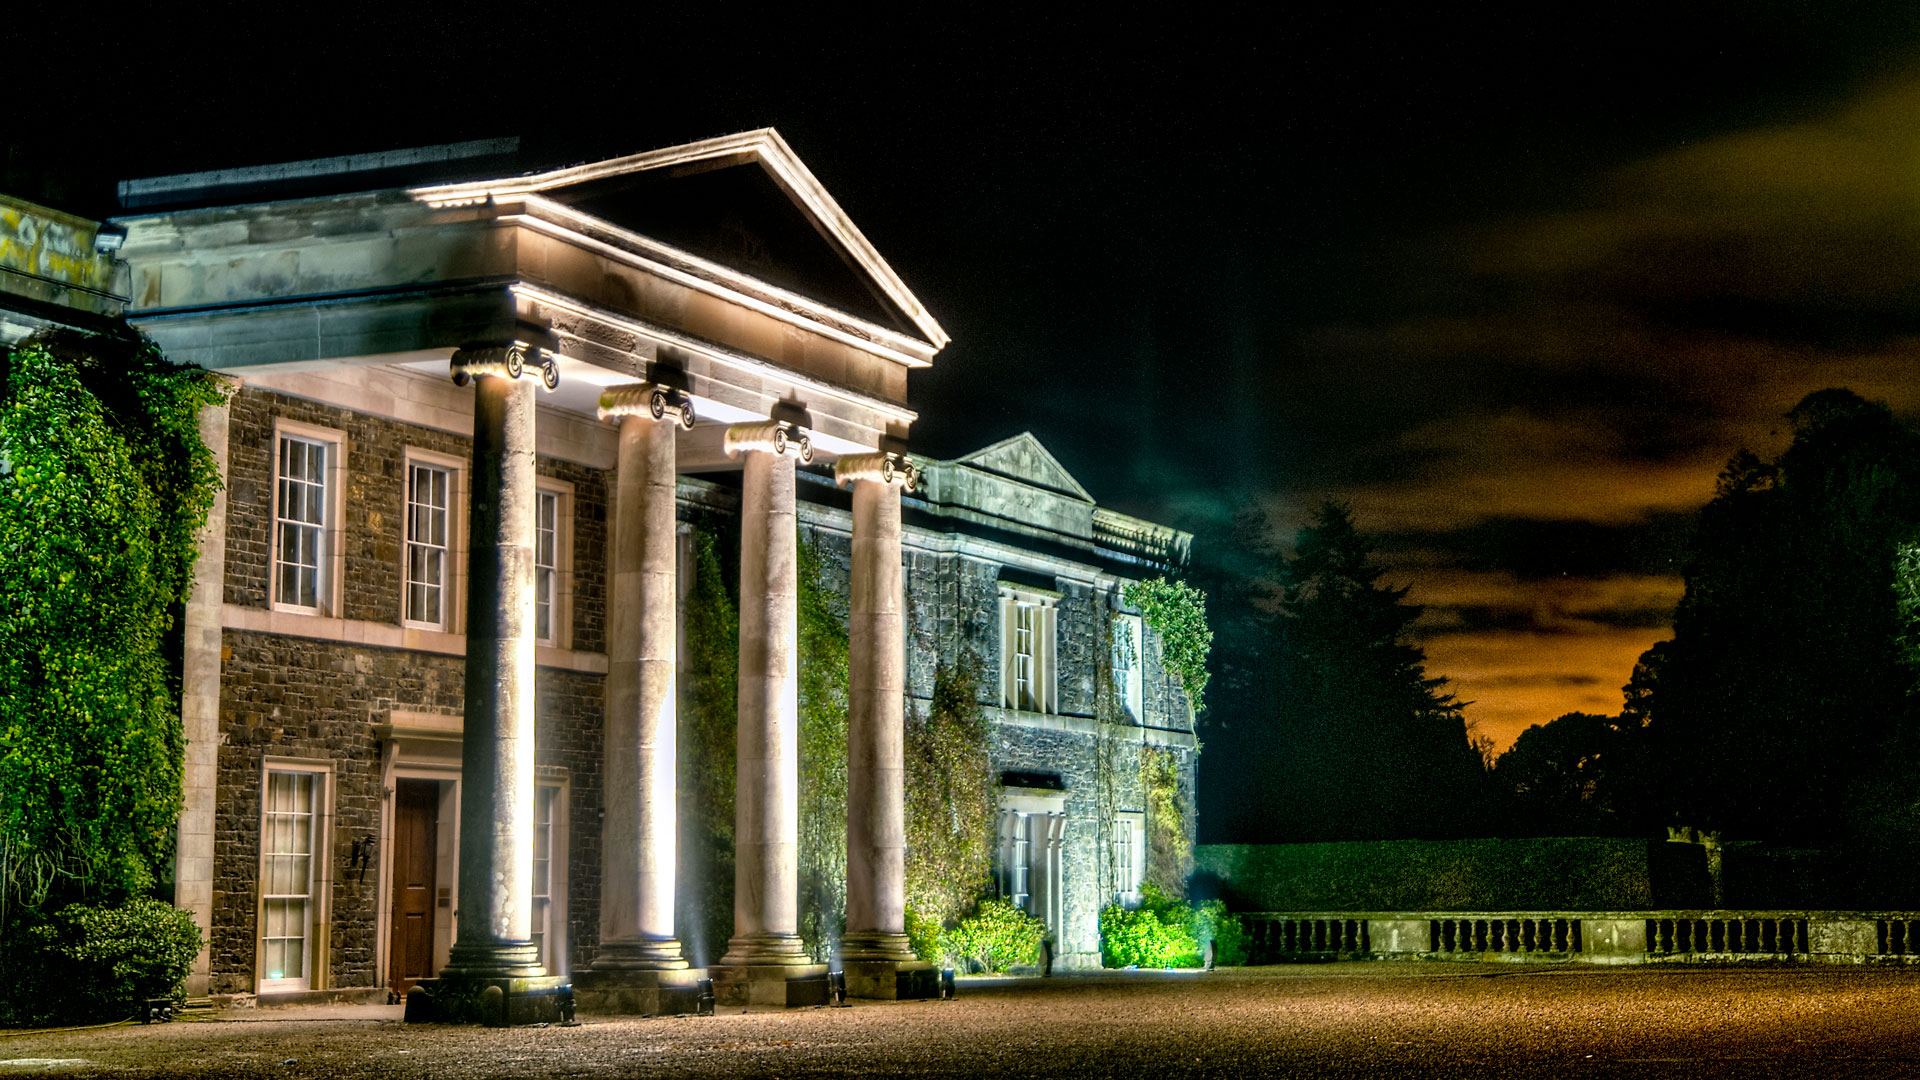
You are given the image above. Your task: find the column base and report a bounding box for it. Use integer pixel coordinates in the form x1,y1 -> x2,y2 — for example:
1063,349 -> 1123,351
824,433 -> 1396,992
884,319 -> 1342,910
404,973 -> 573,1027
588,936 -> 689,970
719,931 -> 812,967
844,959 -> 937,1001
710,963 -> 830,1008
840,931 -> 917,963
572,967 -> 707,1016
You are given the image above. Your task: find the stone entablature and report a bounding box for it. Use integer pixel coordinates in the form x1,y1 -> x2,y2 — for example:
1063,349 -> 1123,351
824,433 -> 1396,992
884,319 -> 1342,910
0,194 -> 130,343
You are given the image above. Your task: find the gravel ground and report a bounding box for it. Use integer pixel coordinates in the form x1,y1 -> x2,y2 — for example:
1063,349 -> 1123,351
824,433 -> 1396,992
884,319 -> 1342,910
7,964 -> 1920,1078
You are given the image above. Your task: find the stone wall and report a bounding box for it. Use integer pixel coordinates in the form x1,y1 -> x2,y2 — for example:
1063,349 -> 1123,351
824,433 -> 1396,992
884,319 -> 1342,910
213,387 -> 610,992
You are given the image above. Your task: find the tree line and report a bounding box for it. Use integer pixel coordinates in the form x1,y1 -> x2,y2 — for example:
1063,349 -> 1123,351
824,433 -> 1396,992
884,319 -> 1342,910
1198,388 -> 1920,871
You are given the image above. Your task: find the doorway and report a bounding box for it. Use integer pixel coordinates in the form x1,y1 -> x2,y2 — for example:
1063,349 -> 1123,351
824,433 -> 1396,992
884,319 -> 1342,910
387,778 -> 439,996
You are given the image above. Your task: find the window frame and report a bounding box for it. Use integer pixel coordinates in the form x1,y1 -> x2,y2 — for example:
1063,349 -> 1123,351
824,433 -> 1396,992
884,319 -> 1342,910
528,778 -> 570,974
1114,612 -> 1145,722
271,420 -> 347,616
1112,810 -> 1146,907
998,586 -> 1058,715
533,478 -> 574,649
256,757 -> 335,993
401,447 -> 465,633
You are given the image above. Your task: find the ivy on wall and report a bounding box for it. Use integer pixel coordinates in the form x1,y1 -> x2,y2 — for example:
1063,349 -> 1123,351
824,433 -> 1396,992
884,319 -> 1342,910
0,335 -> 225,915
1140,743 -> 1192,898
794,538 -> 848,962
903,657 -> 996,959
1122,577 -> 1213,716
676,529 -> 738,966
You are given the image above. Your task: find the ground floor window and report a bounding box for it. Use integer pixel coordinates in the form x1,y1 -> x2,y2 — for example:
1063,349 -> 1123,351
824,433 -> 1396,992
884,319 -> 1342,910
259,764 -> 330,991
531,784 -> 557,969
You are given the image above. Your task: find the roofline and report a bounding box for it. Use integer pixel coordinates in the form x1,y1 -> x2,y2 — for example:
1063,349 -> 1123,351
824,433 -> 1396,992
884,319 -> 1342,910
409,128 -> 950,351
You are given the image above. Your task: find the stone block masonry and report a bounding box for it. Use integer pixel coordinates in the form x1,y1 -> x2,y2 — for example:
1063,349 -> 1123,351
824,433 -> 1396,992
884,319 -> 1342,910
210,386 -> 610,995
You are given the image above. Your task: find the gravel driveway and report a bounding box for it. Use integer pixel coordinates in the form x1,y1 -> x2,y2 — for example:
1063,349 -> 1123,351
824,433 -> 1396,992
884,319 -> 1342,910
6,965 -> 1920,1078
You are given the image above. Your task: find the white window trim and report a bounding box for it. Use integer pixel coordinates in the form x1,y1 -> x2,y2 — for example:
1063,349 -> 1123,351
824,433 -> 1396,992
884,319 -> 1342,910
534,478 -> 575,650
400,447 -> 466,633
271,419 -> 347,617
530,774 -> 571,975
998,586 -> 1059,715
1114,613 -> 1145,722
1113,810 -> 1147,907
256,757 -> 335,994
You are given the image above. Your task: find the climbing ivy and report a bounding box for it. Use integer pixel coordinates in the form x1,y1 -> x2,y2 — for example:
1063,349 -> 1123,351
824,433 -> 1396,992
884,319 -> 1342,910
1140,743 -> 1192,898
676,528 -> 738,967
903,657 -> 996,959
0,335 -> 226,916
795,537 -> 849,962
1122,577 -> 1213,716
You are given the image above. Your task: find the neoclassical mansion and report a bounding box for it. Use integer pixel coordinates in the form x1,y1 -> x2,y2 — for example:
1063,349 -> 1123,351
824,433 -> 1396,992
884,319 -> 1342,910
4,131 -> 1197,1015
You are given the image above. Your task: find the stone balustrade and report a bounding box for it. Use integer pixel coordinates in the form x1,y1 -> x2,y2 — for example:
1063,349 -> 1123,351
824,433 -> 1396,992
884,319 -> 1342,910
1235,911 -> 1920,965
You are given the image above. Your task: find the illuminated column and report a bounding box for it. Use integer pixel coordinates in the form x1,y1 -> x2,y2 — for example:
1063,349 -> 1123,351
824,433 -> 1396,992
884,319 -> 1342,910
175,382 -> 235,1001
837,453 -> 916,965
443,350 -> 543,979
591,388 -> 687,969
720,422 -> 811,968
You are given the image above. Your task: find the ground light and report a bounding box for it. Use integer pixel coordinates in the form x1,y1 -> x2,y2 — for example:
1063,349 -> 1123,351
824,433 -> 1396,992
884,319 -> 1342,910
939,969 -> 956,1000
827,970 -> 848,1007
696,979 -> 715,1016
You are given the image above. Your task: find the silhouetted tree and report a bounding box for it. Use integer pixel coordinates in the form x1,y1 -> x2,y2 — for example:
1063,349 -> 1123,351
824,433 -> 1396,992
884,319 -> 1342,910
1646,389 -> 1920,844
1494,712 -> 1626,836
1252,502 -> 1485,841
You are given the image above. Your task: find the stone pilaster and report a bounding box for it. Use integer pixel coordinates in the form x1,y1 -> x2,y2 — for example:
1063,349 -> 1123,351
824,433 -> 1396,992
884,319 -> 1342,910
175,385 -> 233,1003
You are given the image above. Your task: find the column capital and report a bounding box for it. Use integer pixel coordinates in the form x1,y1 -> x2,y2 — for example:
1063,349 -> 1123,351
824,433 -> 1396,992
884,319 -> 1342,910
834,452 -> 916,492
450,341 -> 560,391
597,383 -> 696,429
724,420 -> 813,464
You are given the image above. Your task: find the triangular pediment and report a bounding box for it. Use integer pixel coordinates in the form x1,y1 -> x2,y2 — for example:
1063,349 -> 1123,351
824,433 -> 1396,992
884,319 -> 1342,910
954,433 -> 1093,502
410,129 -> 947,350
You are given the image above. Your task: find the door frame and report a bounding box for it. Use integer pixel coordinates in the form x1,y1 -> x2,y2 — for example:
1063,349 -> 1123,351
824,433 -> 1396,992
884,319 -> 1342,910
375,713 -> 463,995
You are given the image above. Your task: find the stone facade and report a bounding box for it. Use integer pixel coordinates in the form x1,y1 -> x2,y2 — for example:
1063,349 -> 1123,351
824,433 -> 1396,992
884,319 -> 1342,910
109,133 -> 1196,1003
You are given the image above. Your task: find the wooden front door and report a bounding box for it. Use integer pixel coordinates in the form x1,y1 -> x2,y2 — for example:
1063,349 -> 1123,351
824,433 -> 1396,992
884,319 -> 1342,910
388,779 -> 439,995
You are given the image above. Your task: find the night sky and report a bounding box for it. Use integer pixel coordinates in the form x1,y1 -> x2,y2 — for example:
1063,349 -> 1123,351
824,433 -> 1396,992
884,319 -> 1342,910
16,4 -> 1920,751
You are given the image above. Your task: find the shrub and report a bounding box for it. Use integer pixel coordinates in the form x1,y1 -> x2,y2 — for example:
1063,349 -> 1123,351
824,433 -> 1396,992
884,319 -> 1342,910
6,898 -> 201,1024
1100,883 -> 1201,968
905,902 -> 943,965
1193,898 -> 1250,966
940,898 -> 1047,973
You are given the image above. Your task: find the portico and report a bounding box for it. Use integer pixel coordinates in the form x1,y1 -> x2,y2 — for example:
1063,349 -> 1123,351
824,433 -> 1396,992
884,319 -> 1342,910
117,131 -> 948,1018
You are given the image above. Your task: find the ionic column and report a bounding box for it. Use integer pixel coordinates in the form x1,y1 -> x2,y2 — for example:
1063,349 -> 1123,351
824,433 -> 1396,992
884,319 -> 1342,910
837,453 -> 916,963
443,351 -> 543,978
591,386 -> 687,969
720,422 -> 810,967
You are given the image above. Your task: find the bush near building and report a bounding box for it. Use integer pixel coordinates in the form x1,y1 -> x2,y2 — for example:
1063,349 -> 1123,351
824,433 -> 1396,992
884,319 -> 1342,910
1100,883 -> 1248,969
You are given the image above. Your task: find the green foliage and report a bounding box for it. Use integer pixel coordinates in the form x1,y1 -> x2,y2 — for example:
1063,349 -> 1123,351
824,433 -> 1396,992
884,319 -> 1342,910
1193,838 -> 1657,911
1193,898 -> 1249,966
795,538 -> 849,962
5,898 -> 202,1025
0,336 -> 225,915
1652,389 -> 1920,841
939,898 -> 1047,973
904,658 -> 996,936
1122,577 -> 1213,715
904,902 -> 944,965
1099,883 -> 1203,968
677,529 -> 738,966
1140,744 -> 1192,898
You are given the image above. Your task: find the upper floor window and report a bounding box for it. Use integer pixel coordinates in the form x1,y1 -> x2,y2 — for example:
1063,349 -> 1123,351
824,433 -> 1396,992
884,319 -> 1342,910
273,422 -> 345,615
999,588 -> 1057,714
1113,613 -> 1145,721
405,461 -> 453,628
533,479 -> 573,647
